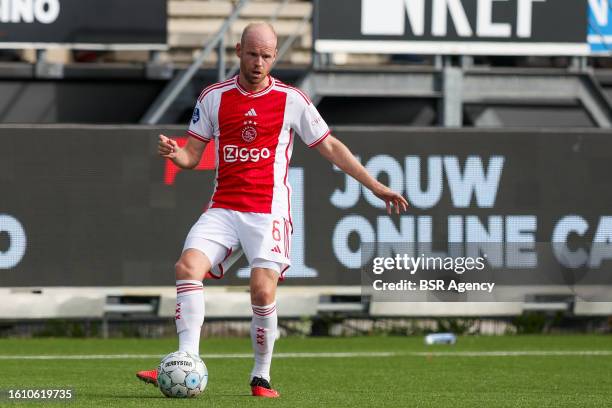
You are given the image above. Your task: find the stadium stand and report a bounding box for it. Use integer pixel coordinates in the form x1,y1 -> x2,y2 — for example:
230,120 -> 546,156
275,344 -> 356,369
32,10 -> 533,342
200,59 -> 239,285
167,0 -> 312,65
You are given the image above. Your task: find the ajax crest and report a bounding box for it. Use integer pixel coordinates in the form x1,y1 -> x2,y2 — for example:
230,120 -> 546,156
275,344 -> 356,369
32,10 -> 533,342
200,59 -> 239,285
241,120 -> 257,143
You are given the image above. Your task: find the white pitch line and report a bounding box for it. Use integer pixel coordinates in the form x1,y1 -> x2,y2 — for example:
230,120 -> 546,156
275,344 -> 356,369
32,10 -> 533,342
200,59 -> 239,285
411,350 -> 612,357
0,350 -> 610,360
0,352 -> 397,360
0,354 -> 167,360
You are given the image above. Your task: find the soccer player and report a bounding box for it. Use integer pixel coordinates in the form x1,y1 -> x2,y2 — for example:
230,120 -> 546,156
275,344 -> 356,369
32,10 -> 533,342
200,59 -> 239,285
136,22 -> 408,398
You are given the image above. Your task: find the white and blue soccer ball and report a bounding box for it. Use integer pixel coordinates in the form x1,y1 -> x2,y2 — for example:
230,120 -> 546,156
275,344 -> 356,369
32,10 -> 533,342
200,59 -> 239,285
157,351 -> 208,398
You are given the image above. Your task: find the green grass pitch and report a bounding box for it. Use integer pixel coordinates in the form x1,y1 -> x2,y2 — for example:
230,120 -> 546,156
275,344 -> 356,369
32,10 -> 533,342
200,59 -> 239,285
0,335 -> 611,407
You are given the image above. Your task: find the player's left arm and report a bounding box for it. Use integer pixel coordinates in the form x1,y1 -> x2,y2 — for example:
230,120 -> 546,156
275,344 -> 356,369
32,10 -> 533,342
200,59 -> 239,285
315,135 -> 408,214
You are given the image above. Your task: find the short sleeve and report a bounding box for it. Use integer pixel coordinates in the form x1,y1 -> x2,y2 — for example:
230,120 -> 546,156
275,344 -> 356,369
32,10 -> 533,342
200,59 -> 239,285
293,97 -> 330,148
187,100 -> 212,142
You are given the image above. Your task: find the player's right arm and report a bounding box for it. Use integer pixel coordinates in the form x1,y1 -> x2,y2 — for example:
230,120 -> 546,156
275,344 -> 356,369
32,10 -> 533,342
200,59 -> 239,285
158,94 -> 214,169
158,134 -> 207,169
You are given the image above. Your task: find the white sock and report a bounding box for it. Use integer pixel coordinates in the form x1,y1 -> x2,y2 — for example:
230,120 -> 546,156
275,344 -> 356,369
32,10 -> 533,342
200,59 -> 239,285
250,302 -> 277,382
175,280 -> 204,356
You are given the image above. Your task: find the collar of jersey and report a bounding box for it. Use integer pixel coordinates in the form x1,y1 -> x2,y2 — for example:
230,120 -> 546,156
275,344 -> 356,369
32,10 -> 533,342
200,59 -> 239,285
235,75 -> 275,98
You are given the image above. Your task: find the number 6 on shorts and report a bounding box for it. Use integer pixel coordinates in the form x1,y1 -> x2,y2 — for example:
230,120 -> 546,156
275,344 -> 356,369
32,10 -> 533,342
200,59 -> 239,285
272,220 -> 281,241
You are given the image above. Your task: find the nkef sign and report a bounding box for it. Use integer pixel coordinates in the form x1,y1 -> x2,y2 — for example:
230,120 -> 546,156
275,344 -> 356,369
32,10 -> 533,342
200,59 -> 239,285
315,0 -> 589,56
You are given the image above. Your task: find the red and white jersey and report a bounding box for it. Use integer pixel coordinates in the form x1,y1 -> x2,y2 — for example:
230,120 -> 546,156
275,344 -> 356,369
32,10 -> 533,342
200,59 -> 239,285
187,75 -> 330,220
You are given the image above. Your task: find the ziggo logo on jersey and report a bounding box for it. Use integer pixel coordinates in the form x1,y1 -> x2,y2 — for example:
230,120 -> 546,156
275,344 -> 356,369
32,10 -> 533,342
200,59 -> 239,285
223,145 -> 271,162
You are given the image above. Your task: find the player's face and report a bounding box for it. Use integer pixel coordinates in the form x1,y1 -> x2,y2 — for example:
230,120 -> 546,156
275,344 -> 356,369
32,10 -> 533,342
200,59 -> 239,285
237,36 -> 277,86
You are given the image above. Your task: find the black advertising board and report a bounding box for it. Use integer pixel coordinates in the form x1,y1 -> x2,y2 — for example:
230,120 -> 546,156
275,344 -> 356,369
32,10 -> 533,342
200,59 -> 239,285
315,0 -> 589,55
0,0 -> 167,49
0,126 -> 611,293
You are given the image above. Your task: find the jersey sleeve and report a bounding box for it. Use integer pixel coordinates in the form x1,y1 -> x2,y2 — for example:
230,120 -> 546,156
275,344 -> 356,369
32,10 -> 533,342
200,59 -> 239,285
187,99 -> 213,142
293,95 -> 330,148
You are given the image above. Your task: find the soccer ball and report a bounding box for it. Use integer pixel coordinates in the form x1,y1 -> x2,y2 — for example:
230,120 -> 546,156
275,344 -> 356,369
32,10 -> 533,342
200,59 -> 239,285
157,351 -> 208,398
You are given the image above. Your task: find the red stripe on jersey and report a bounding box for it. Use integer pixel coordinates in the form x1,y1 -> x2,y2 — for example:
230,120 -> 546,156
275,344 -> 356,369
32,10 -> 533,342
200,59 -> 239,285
198,77 -> 234,102
187,129 -> 211,142
286,219 -> 291,257
308,130 -> 331,148
275,82 -> 311,104
211,88 -> 287,213
198,77 -> 234,97
283,218 -> 288,257
235,75 -> 275,97
198,77 -> 235,102
283,130 -> 293,230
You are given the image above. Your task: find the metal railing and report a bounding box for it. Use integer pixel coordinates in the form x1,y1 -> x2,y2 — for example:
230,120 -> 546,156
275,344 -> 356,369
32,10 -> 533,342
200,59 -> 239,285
140,0 -> 250,125
141,0 -> 311,125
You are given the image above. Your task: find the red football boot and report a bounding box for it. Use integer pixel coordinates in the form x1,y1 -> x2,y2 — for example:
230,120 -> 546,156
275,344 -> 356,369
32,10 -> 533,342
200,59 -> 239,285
136,369 -> 158,387
250,377 -> 280,398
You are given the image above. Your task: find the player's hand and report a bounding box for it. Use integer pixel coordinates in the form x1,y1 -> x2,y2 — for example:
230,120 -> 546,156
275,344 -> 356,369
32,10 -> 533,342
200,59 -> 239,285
158,134 -> 179,159
373,184 -> 409,215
